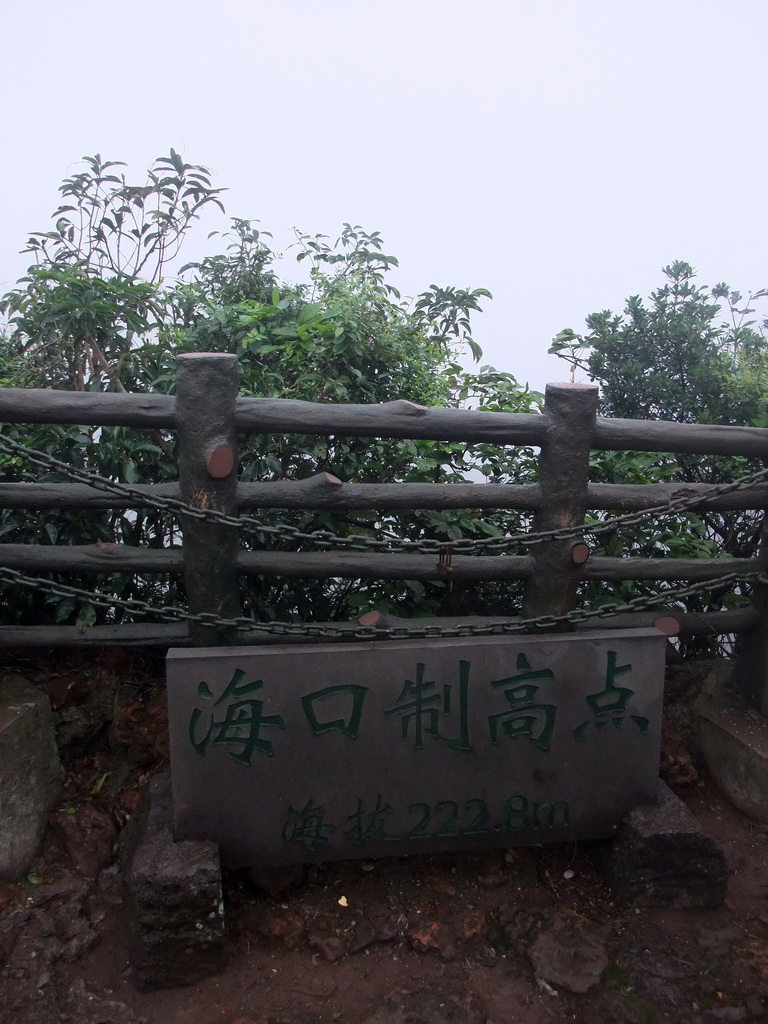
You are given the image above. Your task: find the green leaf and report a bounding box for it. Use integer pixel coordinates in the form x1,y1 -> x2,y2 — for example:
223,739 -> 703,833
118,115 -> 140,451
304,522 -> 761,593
75,603 -> 97,633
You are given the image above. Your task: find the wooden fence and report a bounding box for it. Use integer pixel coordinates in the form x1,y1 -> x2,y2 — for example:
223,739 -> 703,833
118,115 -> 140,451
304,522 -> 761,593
1,352 -> 768,712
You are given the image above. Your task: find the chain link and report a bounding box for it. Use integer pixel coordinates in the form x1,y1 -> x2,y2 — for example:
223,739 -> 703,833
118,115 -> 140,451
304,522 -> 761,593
0,565 -> 763,640
2,431 -> 768,555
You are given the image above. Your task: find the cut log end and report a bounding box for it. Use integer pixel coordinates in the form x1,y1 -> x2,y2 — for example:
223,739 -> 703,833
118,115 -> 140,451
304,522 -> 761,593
570,542 -> 591,565
358,610 -> 383,627
206,444 -> 235,479
654,615 -> 681,637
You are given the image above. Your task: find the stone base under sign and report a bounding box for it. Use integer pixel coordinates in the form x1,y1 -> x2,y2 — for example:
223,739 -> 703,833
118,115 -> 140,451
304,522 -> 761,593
119,774 -> 225,990
595,780 -> 728,908
119,774 -> 726,989
695,662 -> 768,825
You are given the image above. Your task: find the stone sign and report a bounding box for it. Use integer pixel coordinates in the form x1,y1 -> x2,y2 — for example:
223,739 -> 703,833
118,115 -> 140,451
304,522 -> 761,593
167,629 -> 666,868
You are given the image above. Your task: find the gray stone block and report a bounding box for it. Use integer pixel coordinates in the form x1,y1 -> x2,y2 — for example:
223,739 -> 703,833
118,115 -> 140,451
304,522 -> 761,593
696,668 -> 768,824
120,773 -> 225,990
598,780 -> 728,908
167,630 -> 666,867
0,674 -> 63,881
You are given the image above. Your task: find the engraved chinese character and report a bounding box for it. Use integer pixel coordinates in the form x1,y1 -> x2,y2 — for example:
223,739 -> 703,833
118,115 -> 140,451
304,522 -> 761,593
487,653 -> 557,751
189,669 -> 285,766
344,795 -> 397,843
384,661 -> 470,750
301,684 -> 369,737
573,650 -> 649,740
282,799 -> 335,851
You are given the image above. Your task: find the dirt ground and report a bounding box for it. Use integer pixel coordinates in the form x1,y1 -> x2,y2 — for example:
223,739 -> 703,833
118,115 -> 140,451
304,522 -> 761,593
2,648 -> 768,1024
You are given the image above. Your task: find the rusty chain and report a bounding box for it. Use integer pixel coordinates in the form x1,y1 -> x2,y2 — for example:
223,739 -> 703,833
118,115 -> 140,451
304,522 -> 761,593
2,431 -> 768,555
0,564 -> 763,640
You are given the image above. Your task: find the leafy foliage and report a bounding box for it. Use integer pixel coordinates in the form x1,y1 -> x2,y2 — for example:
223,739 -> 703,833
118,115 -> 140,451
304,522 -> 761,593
1,266 -> 160,392
0,152 -> 539,628
550,261 -> 768,426
21,151 -> 225,282
550,261 -> 768,653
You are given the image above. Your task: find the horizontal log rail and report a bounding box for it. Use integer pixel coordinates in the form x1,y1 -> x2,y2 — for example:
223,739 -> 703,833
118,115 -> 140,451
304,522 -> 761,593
0,389 -> 175,428
356,607 -> 759,637
3,386 -> 768,457
0,606 -> 755,649
0,542 -> 757,584
2,477 -> 768,513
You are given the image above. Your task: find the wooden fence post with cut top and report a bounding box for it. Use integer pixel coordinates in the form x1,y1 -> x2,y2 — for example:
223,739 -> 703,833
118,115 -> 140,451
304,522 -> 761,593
521,382 -> 599,623
176,353 -> 242,646
732,517 -> 768,716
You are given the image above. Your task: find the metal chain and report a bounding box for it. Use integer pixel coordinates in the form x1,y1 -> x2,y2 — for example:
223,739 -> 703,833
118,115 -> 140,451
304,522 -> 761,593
2,431 -> 768,556
0,565 -> 763,640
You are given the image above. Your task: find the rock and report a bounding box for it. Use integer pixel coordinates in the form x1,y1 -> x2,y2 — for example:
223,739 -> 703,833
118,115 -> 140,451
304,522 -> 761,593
0,675 -> 63,881
497,903 -> 538,943
407,919 -> 458,961
696,678 -> 768,825
349,916 -> 379,953
55,705 -> 94,749
49,803 -> 117,877
349,901 -> 401,953
599,779 -> 728,908
120,773 -> 225,990
527,908 -> 608,994
456,909 -> 487,942
365,901 -> 400,942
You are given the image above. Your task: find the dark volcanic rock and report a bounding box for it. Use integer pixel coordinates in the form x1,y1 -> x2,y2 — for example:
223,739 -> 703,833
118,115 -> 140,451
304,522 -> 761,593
527,908 -> 609,994
120,773 -> 225,990
599,780 -> 728,908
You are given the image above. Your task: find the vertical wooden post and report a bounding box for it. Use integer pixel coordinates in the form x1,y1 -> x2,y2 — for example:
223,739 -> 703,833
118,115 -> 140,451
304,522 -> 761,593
732,517 -> 768,715
176,353 -> 242,646
522,382 -> 599,623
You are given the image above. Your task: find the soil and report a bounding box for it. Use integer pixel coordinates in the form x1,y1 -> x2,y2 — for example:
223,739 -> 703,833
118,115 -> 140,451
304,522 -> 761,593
2,648 -> 768,1024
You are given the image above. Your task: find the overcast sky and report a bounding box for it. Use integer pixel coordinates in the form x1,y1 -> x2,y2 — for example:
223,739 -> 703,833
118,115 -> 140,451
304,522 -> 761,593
2,0 -> 766,391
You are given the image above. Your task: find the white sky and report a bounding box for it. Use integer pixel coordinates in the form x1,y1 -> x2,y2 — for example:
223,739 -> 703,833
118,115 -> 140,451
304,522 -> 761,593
1,0 -> 766,391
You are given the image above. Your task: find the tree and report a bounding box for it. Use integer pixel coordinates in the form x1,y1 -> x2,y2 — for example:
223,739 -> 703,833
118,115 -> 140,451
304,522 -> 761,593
549,260 -> 768,426
549,261 -> 768,652
21,150 -> 225,282
0,153 -> 539,628
0,151 -> 224,393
